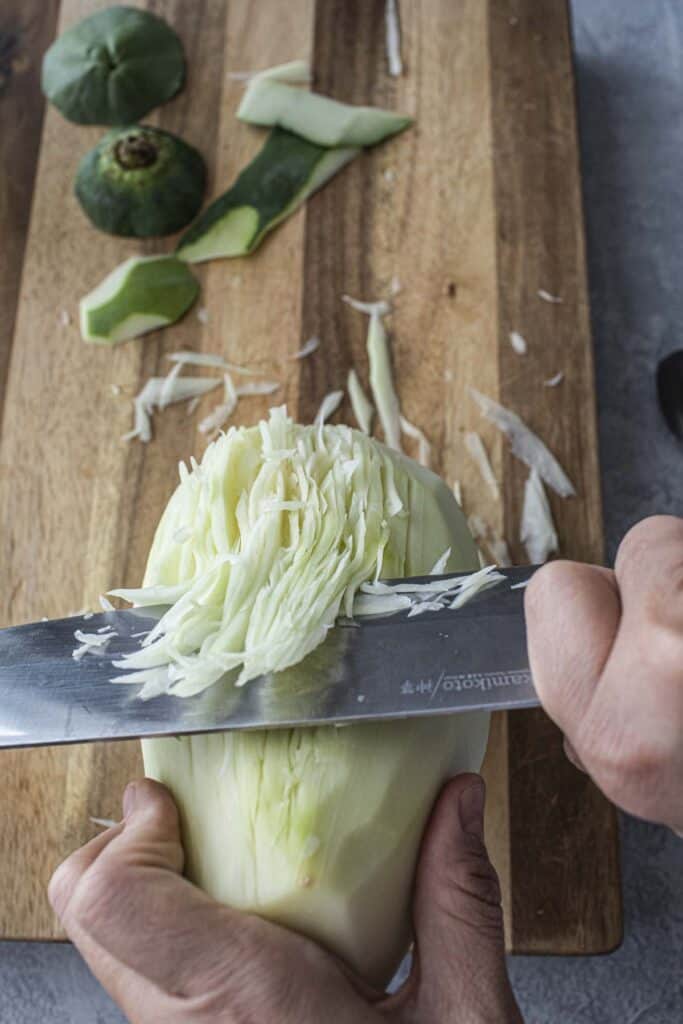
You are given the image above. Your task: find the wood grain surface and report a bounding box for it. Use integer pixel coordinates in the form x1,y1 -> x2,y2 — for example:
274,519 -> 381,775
490,0 -> 622,953
0,0 -> 60,413
0,0 -> 621,950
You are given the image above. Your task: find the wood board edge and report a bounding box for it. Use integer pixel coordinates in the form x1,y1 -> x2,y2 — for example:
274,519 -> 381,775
487,0 -> 622,954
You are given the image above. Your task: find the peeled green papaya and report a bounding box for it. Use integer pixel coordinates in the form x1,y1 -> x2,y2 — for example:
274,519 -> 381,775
114,409 -> 490,987
75,125 -> 206,238
80,255 -> 199,345
42,6 -> 185,125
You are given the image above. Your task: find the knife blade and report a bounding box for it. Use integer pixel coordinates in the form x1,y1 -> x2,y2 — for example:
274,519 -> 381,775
0,566 -> 538,749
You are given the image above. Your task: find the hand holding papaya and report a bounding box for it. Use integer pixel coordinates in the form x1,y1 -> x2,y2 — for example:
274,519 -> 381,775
49,778 -> 522,1024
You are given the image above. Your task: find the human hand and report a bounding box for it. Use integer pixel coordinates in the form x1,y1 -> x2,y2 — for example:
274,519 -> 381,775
526,515 -> 683,832
49,776 -> 522,1024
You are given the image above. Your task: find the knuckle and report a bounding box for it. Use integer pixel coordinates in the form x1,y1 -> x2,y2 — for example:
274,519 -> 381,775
525,560 -> 575,617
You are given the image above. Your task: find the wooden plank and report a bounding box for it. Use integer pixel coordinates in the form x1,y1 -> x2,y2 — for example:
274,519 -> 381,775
304,0 -> 514,940
0,0 -> 620,953
489,0 -> 622,952
0,0 -> 60,417
0,0 -> 316,940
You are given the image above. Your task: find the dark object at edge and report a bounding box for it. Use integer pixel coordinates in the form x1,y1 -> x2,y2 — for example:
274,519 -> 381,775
657,350 -> 683,440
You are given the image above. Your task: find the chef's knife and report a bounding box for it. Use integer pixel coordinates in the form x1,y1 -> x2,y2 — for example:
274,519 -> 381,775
0,566 -> 539,749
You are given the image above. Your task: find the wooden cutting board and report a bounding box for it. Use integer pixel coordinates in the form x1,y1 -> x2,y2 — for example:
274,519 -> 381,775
0,0 -> 621,951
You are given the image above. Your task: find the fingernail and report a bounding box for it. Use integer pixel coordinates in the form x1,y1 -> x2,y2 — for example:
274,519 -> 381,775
563,737 -> 586,773
123,782 -> 137,818
459,779 -> 485,839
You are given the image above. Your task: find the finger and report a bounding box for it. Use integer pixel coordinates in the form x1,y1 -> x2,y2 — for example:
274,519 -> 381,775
392,775 -> 522,1023
607,516 -> 683,705
104,778 -> 185,874
575,518 -> 683,826
525,561 -> 621,736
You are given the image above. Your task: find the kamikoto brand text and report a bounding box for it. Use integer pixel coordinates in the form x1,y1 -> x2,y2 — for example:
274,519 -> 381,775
400,669 -> 531,700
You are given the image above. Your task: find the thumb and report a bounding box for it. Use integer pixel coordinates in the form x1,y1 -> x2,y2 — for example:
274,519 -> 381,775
407,775 -> 522,1024
49,779 -> 184,925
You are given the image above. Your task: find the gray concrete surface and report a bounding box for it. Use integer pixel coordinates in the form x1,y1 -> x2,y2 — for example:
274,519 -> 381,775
1,1 -> 682,1020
